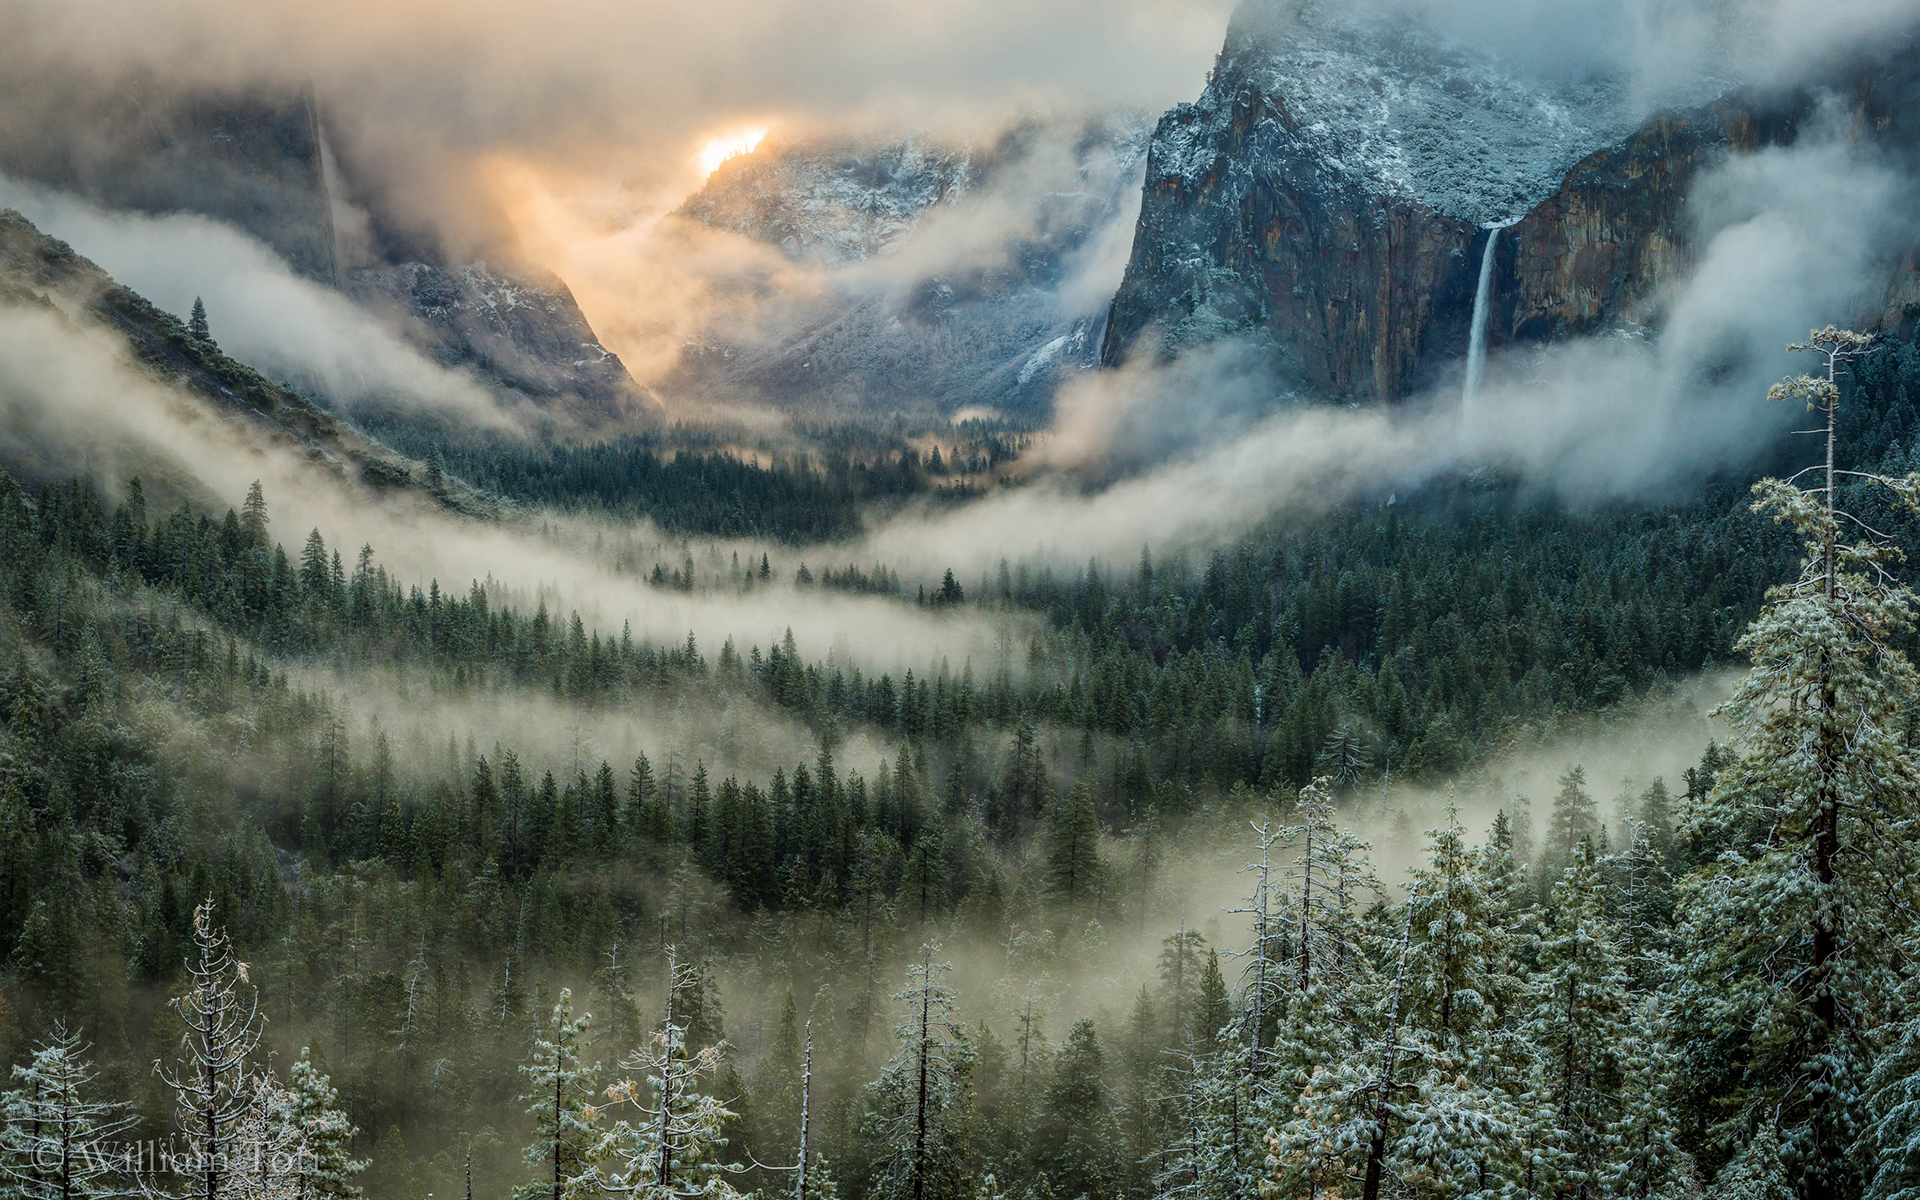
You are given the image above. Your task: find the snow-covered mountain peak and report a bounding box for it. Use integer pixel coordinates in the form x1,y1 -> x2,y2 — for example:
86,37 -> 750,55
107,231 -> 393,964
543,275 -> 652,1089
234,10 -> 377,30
1216,0 -> 1649,223
679,133 -> 975,265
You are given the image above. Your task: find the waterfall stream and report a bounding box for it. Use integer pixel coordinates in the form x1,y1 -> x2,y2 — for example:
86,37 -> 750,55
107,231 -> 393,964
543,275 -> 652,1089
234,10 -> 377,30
1461,223 -> 1503,428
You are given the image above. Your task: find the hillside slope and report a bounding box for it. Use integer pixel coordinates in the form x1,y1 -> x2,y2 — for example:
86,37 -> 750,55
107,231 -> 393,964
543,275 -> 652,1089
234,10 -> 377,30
0,207 -> 491,512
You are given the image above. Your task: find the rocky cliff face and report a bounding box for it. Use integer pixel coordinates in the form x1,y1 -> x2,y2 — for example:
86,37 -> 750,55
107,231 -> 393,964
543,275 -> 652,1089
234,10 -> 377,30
1101,0 -> 1914,401
672,116 -> 1148,418
681,134 -> 976,265
0,81 -> 342,286
0,78 -> 648,421
348,261 -> 650,419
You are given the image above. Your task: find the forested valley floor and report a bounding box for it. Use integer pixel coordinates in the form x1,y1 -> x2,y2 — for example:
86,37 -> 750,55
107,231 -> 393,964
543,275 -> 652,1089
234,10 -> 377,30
10,330 -> 1920,1200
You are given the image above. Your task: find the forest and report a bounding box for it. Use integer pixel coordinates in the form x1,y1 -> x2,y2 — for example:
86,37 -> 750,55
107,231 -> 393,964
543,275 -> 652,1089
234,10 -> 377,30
5,323 -> 1920,1200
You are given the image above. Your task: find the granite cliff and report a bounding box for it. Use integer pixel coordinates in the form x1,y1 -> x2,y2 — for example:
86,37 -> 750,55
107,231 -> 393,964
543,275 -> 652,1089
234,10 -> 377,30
1101,0 -> 1920,401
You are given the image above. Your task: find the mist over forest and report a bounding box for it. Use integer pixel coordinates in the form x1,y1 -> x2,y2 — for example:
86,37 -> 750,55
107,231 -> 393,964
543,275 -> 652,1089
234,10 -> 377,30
8,2 -> 1920,1200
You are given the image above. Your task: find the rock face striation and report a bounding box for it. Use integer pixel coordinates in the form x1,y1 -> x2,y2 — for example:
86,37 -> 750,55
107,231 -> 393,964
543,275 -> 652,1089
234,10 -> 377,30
0,82 -> 343,286
682,134 -> 977,265
1101,0 -> 1918,401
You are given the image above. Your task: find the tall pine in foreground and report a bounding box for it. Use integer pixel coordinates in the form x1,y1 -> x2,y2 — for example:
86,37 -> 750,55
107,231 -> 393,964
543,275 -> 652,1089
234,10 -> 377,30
865,948 -> 974,1200
0,1023 -> 136,1200
1675,328 -> 1920,1200
517,989 -> 601,1200
597,948 -> 747,1200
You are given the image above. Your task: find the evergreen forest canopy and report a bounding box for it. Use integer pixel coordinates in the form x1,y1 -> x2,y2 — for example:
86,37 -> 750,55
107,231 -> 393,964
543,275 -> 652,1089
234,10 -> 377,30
13,324 -> 1920,1200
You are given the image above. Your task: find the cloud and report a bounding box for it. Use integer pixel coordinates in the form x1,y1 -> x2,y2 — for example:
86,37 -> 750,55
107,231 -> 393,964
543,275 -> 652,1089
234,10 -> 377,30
855,120 -> 1917,576
0,175 -> 531,432
0,0 -> 1233,180
0,297 -> 1026,681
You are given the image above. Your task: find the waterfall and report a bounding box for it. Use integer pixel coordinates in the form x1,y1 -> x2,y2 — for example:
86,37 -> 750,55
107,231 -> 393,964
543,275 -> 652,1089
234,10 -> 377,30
1461,223 -> 1505,428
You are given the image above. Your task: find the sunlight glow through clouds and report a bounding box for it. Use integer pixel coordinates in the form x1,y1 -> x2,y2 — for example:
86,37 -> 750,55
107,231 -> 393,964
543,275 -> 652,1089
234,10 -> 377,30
695,125 -> 769,175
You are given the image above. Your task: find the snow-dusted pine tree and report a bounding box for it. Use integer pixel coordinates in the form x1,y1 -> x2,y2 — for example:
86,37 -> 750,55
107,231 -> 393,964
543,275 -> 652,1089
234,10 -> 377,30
156,901 -> 268,1200
597,949 -> 747,1200
0,1023 -> 136,1200
1604,994 -> 1691,1200
1675,328 -> 1920,1200
281,1049 -> 363,1200
864,947 -> 973,1200
1402,803 -> 1517,1055
1521,850 -> 1633,1198
516,989 -> 601,1200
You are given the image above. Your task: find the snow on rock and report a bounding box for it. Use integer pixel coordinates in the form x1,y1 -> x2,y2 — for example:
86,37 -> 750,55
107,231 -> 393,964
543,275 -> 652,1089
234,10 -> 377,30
669,116 -> 1150,418
1226,1 -> 1647,224
680,134 -> 975,265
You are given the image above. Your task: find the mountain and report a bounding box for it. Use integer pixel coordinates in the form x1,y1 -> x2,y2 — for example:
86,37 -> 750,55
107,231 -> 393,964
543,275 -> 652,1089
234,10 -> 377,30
681,132 -> 976,264
0,206 -> 489,510
0,80 -> 649,420
345,259 -> 648,420
668,115 -> 1149,419
1101,0 -> 1920,400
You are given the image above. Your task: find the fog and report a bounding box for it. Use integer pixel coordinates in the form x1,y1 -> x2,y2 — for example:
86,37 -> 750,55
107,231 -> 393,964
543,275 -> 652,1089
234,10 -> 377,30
0,174 -> 530,432
0,301 -> 1032,681
851,115 -> 1914,578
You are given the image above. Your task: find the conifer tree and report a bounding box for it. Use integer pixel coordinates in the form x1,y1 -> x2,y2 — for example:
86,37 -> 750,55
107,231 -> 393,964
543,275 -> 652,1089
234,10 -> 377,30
241,482 -> 269,549
1522,851 -> 1632,1198
1604,995 -> 1689,1200
159,902 -> 268,1200
1034,1020 -> 1119,1200
189,297 -> 212,344
281,1049 -> 364,1200
865,948 -> 973,1200
0,1023 -> 136,1200
1545,767 -> 1599,871
755,991 -> 803,1172
1045,783 -> 1102,916
1675,328 -> 1920,1200
597,949 -> 746,1200
1191,952 -> 1230,1057
516,989 -> 601,1200
1403,803 -> 1515,1053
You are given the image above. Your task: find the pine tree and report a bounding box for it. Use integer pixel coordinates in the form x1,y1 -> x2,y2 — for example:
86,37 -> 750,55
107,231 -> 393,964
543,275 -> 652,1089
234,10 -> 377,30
189,297 -> 213,344
1034,1020 -> 1118,1200
1862,1002 -> 1920,1199
241,482 -> 270,548
515,989 -> 602,1200
1522,852 -> 1632,1199
1403,803 -> 1516,1054
1191,952 -> 1230,1057
0,1023 -> 136,1200
1045,784 -> 1102,916
1314,727 -> 1372,792
1545,767 -> 1599,871
159,901 -> 268,1200
865,947 -> 974,1200
597,948 -> 747,1200
754,991 -> 803,1173
1158,927 -> 1208,1048
1675,328 -> 1920,1200
1604,995 -> 1689,1200
281,1049 -> 364,1200
1284,778 -> 1379,1000
1710,1124 -> 1792,1200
